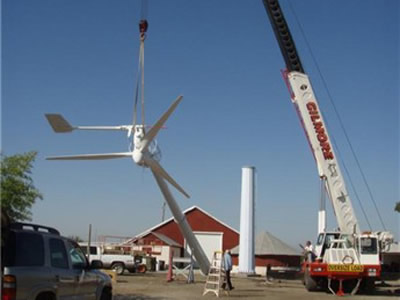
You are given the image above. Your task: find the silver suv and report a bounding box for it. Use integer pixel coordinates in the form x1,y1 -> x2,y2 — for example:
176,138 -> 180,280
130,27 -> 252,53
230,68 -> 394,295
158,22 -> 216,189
2,222 -> 112,300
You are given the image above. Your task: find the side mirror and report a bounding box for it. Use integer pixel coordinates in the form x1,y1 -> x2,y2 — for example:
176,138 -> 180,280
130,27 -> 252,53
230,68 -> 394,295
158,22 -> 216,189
90,260 -> 103,269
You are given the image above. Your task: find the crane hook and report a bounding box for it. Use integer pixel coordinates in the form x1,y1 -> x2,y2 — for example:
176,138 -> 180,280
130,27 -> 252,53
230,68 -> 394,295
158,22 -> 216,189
139,19 -> 148,41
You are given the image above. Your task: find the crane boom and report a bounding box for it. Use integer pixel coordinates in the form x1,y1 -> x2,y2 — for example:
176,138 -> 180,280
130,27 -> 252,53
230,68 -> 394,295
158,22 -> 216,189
263,0 -> 304,73
262,0 -> 359,234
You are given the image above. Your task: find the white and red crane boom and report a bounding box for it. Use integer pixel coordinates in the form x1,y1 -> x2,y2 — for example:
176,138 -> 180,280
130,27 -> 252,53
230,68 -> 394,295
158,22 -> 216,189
262,0 -> 359,235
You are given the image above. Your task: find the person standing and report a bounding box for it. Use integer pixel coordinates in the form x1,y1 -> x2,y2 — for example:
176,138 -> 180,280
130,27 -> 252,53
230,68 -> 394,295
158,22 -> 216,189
223,249 -> 234,290
265,264 -> 273,283
304,241 -> 316,262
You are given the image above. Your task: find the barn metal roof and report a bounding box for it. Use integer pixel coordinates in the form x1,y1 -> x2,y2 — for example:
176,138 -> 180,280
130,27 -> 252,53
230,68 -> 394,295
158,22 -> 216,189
231,231 -> 301,256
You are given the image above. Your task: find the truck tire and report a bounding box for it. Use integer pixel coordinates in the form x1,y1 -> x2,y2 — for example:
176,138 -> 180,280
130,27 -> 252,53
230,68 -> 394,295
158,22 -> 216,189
360,278 -> 375,294
100,287 -> 112,300
304,269 -> 318,292
36,292 -> 56,300
111,262 -> 125,275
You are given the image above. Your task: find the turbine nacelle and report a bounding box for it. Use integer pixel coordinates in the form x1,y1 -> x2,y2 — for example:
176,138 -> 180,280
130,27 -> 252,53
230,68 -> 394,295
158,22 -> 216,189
132,125 -> 161,166
132,150 -> 146,167
133,125 -> 146,147
132,125 -> 146,166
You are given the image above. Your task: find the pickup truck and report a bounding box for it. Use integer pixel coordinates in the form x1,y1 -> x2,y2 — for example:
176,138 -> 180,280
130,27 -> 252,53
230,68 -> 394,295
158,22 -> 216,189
79,242 -> 136,275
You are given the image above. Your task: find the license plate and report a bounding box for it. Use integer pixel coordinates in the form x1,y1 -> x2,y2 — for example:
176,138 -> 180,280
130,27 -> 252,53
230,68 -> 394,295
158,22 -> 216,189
327,264 -> 364,272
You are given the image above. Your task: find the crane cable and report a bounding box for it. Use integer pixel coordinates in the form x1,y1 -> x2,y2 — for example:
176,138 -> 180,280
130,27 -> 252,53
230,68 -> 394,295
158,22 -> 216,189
132,44 -> 142,131
286,1 -> 386,231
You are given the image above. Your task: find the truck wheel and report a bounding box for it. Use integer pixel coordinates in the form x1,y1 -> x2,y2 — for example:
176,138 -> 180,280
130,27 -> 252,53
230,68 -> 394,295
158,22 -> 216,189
36,292 -> 56,300
111,262 -> 125,275
304,269 -> 318,291
360,278 -> 375,294
100,287 -> 112,300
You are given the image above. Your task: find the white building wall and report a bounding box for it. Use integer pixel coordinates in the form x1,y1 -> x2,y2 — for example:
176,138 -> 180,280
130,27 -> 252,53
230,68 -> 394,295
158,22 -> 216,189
233,265 -> 265,276
185,232 -> 223,263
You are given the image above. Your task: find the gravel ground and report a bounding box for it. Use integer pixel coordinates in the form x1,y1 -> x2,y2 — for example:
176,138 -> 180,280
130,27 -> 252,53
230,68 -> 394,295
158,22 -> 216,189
112,272 -> 400,300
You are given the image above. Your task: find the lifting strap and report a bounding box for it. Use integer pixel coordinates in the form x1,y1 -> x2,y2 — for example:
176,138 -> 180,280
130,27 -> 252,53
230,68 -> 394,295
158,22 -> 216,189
132,2 -> 148,130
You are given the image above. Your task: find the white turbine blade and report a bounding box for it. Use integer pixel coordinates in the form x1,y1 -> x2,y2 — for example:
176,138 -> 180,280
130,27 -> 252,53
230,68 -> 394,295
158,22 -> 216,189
150,168 -> 210,275
45,114 -> 74,133
46,152 -> 133,160
148,158 -> 190,199
141,95 -> 183,151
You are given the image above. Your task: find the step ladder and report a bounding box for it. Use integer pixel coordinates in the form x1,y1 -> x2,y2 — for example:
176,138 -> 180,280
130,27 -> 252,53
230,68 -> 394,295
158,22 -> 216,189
203,251 -> 227,297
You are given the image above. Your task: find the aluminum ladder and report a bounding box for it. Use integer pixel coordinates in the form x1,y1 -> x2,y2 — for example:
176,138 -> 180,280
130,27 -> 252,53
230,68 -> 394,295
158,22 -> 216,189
203,251 -> 228,297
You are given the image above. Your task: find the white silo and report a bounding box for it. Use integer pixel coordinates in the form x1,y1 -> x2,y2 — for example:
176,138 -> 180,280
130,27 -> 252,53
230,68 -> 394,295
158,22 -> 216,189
238,166 -> 255,274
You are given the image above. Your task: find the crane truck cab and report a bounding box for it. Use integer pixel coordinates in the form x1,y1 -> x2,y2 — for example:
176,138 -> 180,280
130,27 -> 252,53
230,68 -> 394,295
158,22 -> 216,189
315,232 -> 340,259
315,232 -> 379,263
304,232 -> 380,294
357,233 -> 380,267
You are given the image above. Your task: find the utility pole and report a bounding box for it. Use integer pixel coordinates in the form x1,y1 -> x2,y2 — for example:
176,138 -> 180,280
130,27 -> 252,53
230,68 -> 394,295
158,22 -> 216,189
161,202 -> 166,222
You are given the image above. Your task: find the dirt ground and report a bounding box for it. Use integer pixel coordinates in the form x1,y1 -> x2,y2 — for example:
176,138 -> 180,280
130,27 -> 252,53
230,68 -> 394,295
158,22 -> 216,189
112,272 -> 400,300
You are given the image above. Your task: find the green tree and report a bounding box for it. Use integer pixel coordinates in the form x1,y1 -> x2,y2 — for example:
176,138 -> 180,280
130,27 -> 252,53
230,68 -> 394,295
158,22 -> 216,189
1,151 -> 43,222
395,202 -> 400,213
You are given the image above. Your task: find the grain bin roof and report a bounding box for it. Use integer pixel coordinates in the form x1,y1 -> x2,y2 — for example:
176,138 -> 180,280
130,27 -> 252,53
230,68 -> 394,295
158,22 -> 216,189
231,231 -> 301,256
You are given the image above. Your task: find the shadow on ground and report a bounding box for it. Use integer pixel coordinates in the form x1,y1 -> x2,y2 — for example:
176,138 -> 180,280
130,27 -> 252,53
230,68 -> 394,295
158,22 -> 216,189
114,294 -> 166,300
370,289 -> 400,297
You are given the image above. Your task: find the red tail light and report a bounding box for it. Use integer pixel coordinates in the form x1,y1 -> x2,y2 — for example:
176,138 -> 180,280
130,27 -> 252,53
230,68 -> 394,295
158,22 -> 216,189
2,275 -> 16,300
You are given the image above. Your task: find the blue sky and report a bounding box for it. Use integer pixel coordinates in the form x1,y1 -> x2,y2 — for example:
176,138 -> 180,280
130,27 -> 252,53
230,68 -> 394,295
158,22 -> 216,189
3,0 -> 399,247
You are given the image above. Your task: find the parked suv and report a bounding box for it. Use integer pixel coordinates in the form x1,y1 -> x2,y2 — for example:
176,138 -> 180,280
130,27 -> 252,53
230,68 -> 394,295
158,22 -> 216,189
2,222 -> 112,300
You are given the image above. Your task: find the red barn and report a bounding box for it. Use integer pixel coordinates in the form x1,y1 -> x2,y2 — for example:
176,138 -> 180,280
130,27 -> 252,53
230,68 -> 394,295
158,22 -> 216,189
129,206 -> 239,266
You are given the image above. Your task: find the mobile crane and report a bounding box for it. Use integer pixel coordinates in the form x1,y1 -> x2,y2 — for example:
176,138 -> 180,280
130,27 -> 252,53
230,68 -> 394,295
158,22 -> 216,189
262,0 -> 393,295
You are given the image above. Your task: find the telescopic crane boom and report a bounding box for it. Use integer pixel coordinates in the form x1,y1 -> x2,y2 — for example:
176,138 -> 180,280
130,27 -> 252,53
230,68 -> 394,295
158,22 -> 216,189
262,0 -> 359,235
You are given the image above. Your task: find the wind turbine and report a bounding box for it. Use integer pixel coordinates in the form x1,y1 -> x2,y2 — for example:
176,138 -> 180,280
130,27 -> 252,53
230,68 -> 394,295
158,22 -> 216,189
45,95 -> 211,274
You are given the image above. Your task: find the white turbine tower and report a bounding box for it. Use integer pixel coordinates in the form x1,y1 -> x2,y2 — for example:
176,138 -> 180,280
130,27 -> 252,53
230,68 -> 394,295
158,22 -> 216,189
239,166 -> 255,274
45,95 -> 210,274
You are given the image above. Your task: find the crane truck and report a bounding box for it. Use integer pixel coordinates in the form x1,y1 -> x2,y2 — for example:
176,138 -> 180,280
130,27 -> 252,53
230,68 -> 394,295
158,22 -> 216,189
262,0 -> 393,296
